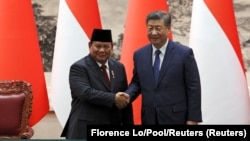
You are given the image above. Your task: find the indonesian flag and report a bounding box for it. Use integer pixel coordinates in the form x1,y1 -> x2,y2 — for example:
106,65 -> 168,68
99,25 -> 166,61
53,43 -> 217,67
51,0 -> 102,127
189,0 -> 250,124
0,0 -> 49,126
120,0 -> 172,124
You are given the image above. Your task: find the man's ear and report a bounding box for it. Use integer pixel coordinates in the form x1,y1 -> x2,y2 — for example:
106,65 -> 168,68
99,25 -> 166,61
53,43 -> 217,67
88,42 -> 92,48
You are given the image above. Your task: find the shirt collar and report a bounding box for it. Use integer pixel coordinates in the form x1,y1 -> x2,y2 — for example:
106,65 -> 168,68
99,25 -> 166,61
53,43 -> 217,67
152,39 -> 169,55
97,61 -> 109,69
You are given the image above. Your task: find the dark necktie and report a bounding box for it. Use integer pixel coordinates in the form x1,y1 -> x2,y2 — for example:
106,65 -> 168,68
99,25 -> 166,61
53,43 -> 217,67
101,64 -> 110,87
154,50 -> 161,82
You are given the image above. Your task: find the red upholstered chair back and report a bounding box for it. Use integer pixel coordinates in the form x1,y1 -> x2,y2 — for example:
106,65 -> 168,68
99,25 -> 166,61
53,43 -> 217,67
0,80 -> 33,139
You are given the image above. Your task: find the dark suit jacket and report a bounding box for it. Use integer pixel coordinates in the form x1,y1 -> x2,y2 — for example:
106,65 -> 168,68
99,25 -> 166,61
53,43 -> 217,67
61,54 -> 133,139
126,40 -> 202,124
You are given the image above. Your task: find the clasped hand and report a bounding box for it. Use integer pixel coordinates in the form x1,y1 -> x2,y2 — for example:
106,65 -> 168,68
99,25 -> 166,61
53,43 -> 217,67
115,92 -> 130,109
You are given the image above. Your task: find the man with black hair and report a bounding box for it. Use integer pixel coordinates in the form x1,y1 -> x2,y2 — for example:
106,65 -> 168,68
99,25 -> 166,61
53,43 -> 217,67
61,28 -> 133,139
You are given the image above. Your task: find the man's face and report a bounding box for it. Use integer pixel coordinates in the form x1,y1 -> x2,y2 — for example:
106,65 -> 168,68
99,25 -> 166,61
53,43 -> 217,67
147,19 -> 170,48
89,41 -> 113,64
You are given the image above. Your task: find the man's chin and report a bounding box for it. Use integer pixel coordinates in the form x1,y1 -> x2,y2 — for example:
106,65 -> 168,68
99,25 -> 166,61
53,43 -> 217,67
150,39 -> 159,44
97,58 -> 107,64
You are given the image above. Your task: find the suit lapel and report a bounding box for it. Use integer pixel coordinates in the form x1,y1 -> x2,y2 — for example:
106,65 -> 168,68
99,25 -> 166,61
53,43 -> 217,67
155,41 -> 175,87
87,55 -> 111,90
143,45 -> 159,86
108,60 -> 115,91
145,45 -> 155,84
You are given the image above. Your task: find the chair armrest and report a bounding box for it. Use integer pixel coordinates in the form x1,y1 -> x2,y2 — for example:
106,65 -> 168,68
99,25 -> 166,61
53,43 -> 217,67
21,126 -> 34,139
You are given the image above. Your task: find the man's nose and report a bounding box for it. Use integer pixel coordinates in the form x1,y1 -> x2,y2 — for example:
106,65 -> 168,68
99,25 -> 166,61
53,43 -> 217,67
151,29 -> 158,35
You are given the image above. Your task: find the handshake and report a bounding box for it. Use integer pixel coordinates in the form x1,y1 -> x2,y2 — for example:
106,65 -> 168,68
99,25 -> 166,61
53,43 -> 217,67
114,92 -> 130,109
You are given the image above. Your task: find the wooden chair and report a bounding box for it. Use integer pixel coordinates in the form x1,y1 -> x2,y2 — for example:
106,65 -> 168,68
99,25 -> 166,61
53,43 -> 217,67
0,80 -> 34,139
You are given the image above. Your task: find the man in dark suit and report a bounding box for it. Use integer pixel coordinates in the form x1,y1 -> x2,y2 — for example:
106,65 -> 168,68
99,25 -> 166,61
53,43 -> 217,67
61,29 -> 133,139
123,11 -> 202,125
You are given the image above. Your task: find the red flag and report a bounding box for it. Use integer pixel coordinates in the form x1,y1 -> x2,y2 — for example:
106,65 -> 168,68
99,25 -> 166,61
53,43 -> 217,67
51,0 -> 102,127
65,0 -> 102,38
120,0 -> 171,124
0,0 -> 49,126
189,0 -> 250,123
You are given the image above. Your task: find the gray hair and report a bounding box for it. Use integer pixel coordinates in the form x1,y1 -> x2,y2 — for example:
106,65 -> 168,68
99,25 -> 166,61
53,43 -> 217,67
146,11 -> 171,27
